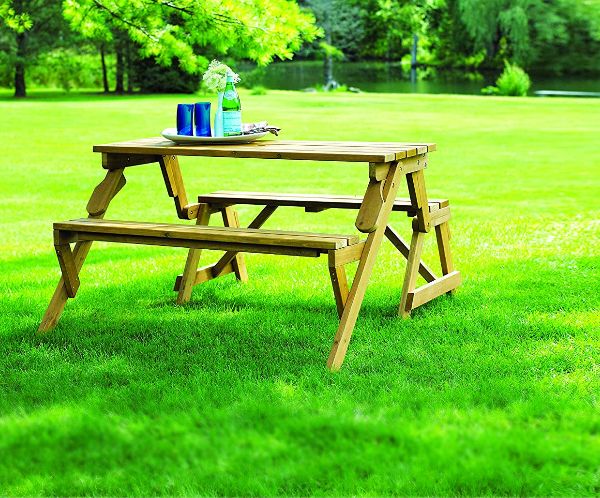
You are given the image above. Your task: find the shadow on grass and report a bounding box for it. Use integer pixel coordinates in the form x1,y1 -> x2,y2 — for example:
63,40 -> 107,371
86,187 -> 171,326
0,255 -> 598,495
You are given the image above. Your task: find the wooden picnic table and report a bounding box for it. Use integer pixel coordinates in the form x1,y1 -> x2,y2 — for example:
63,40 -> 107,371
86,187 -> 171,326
39,138 -> 461,371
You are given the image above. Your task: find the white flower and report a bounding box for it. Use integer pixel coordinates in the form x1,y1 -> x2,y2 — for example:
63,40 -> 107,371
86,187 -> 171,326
202,60 -> 240,93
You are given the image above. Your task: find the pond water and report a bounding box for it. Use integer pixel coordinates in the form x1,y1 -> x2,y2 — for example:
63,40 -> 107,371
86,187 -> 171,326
242,61 -> 600,95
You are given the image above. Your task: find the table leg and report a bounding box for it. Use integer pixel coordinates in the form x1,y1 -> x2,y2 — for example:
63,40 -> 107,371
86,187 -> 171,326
399,166 -> 461,315
38,168 -> 126,332
398,219 -> 426,317
176,203 -> 212,304
221,206 -> 248,282
329,265 -> 349,319
327,161 -> 404,371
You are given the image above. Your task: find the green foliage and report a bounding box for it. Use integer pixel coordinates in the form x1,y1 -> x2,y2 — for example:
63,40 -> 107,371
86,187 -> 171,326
318,41 -> 344,60
0,2 -> 32,32
133,57 -> 199,94
250,85 -> 267,95
63,0 -> 320,75
496,61 -> 531,95
28,48 -> 102,91
483,61 -> 531,96
438,0 -> 600,72
238,66 -> 267,89
299,0 -> 366,60
0,90 -> 599,495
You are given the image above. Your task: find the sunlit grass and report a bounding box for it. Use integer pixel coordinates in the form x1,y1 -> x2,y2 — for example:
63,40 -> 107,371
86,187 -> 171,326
0,88 -> 598,496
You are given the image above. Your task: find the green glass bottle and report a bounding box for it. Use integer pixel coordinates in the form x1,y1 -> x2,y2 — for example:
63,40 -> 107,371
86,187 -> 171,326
222,72 -> 242,137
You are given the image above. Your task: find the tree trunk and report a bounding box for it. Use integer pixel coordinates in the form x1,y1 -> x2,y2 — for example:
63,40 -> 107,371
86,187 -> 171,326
100,45 -> 109,93
115,41 -> 124,94
323,30 -> 335,89
14,32 -> 27,98
125,38 -> 133,93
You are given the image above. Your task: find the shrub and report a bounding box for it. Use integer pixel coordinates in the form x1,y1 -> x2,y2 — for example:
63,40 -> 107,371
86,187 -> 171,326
250,85 -> 267,95
133,58 -> 199,93
482,61 -> 531,96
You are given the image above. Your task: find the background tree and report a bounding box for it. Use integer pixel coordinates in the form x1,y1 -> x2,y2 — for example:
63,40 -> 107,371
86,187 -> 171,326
0,0 -> 66,97
299,0 -> 366,86
64,0 -> 320,93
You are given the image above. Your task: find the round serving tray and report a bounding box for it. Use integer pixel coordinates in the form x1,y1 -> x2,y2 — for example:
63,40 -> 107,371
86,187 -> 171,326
161,128 -> 269,145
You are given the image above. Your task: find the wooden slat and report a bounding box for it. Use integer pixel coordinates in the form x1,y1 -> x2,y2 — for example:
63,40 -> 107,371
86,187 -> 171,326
328,241 -> 365,268
72,232 -> 323,257
176,203 -> 211,304
406,170 -> 431,233
435,221 -> 455,276
398,226 -> 426,317
430,206 -> 451,227
53,240 -> 80,298
328,161 -> 404,371
356,179 -> 385,233
93,138 -> 437,163
406,271 -> 461,309
221,206 -> 248,282
101,153 -> 160,169
329,265 -> 349,319
55,219 -> 359,251
198,191 -> 448,212
86,169 -> 126,216
174,262 -> 235,290
253,140 -> 436,152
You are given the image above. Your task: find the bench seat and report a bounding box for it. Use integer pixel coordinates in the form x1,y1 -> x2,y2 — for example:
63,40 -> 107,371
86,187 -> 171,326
54,219 -> 360,257
198,191 -> 449,212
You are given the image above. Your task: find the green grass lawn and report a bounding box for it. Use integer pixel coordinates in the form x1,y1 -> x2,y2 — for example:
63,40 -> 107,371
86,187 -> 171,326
0,88 -> 598,496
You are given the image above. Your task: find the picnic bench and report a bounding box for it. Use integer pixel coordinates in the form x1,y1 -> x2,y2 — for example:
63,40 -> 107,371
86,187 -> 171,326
39,139 -> 461,370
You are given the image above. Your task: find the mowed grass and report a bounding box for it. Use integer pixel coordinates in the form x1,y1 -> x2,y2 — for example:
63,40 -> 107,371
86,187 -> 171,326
0,88 -> 598,496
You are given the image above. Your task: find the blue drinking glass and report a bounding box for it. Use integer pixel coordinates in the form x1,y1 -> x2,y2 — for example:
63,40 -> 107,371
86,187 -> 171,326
194,102 -> 212,137
176,103 -> 194,136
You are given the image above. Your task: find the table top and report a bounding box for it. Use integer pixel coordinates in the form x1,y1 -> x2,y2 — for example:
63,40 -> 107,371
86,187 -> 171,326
93,138 -> 436,163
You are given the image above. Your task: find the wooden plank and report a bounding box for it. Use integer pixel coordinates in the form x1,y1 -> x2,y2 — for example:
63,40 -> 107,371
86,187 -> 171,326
55,219 -> 359,250
369,162 -> 391,181
198,191 -> 448,211
86,169 -> 126,216
356,179 -> 385,233
158,155 -> 194,220
384,226 -> 436,283
251,140 -> 436,151
101,153 -> 160,169
176,203 -> 211,304
435,221 -> 455,276
72,232 -> 323,257
406,169 -> 431,233
406,271 -> 461,309
53,239 -> 80,298
329,265 -> 349,319
93,140 -> 402,163
430,206 -> 451,227
399,154 -> 428,175
174,262 -> 235,290
39,167 -> 127,332
328,161 -> 403,371
398,226 -> 426,317
95,139 -> 437,157
221,206 -> 248,282
328,241 -> 365,268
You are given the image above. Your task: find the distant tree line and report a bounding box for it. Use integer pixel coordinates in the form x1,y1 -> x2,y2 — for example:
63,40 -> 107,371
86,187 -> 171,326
300,0 -> 600,74
1,0 -> 599,97
0,0 -> 319,97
